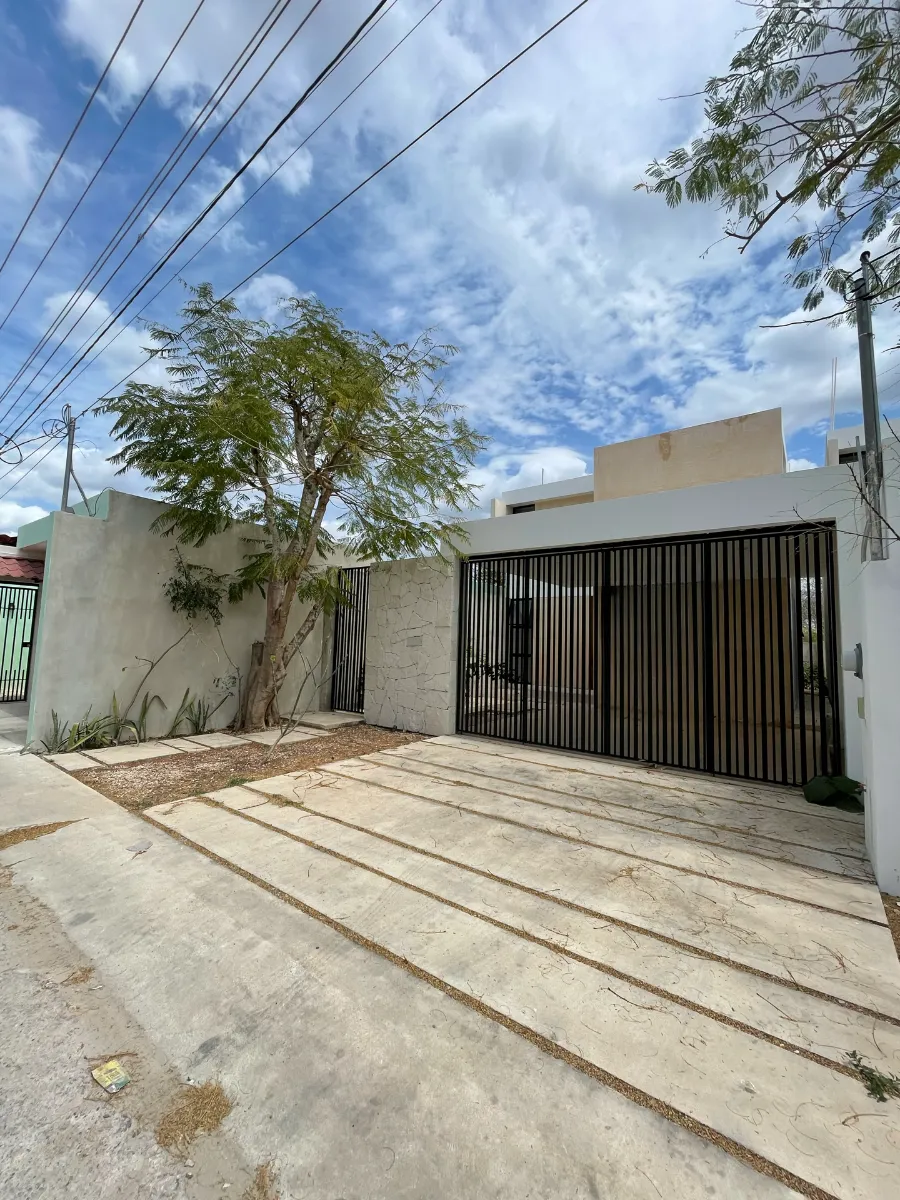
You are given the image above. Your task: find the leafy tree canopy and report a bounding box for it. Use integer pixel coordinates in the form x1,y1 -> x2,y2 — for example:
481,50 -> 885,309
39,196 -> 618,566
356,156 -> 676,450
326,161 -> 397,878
97,283 -> 487,727
640,1 -> 900,318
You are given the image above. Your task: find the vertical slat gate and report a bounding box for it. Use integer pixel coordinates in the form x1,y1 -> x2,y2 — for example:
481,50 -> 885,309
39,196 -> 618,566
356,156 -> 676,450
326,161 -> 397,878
0,582 -> 38,703
456,525 -> 842,786
331,567 -> 369,714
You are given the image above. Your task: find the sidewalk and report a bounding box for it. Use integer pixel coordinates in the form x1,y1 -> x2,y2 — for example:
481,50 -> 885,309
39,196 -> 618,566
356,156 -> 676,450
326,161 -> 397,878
0,752 -> 791,1200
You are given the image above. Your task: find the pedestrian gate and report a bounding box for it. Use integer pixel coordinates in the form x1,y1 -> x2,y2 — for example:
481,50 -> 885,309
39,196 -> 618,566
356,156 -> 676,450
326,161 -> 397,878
456,525 -> 842,786
0,582 -> 38,703
331,567 -> 369,714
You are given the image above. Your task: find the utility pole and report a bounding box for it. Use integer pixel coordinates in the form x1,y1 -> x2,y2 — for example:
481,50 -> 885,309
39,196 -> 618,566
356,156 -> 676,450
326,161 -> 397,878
852,251 -> 887,561
59,404 -> 76,514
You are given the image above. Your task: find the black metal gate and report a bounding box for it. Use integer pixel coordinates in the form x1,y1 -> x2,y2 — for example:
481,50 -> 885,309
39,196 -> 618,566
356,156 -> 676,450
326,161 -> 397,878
331,567 -> 369,714
457,525 -> 842,786
0,582 -> 38,703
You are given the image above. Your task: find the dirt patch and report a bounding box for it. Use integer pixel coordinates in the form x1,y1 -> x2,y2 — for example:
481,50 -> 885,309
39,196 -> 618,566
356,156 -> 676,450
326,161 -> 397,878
0,821 -> 73,851
73,726 -> 423,810
156,1080 -> 233,1154
883,893 -> 900,962
61,966 -> 93,986
243,1163 -> 279,1200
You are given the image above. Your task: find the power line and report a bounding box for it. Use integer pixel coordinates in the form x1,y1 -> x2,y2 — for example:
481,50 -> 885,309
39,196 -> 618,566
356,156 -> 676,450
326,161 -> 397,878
8,0 -> 422,424
222,0 -> 595,300
7,0 -> 594,449
4,0 -> 390,429
0,0 -> 149,280
0,0 -> 297,420
0,437 -> 64,502
0,0 -> 212,335
3,0 -> 394,441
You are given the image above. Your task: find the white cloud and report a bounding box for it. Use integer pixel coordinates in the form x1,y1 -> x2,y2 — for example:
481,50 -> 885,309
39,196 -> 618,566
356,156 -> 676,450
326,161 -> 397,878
4,0 -> 886,511
788,457 -> 818,472
469,445 -> 589,511
0,106 -> 46,204
236,272 -> 302,321
0,500 -> 48,533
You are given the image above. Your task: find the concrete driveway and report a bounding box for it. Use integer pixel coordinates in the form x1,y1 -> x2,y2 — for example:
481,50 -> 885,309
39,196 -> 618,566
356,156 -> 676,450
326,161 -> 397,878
3,736 -> 899,1200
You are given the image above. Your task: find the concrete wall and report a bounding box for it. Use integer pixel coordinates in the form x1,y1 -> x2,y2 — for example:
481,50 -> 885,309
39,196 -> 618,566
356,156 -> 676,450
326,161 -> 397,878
593,409 -> 786,502
857,491 -> 900,892
364,557 -> 457,736
18,491 -> 331,747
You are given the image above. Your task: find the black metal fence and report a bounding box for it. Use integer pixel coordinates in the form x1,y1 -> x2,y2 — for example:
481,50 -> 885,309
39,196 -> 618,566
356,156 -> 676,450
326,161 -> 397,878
331,567 -> 370,714
0,582 -> 38,703
456,525 -> 843,785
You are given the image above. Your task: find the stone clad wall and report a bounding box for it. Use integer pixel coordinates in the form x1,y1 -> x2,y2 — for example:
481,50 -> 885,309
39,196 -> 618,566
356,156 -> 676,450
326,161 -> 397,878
364,557 -> 457,736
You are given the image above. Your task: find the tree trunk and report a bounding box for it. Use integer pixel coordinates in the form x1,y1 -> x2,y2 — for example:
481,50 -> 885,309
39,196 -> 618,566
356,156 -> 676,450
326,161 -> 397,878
237,578 -> 295,730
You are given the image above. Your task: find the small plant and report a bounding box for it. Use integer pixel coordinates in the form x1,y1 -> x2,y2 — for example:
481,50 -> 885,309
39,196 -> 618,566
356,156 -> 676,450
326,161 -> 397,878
66,709 -> 116,751
847,1051 -> 900,1103
226,776 -> 250,787
185,694 -> 228,736
42,712 -> 70,754
164,552 -> 227,625
132,692 -> 165,742
166,688 -> 194,738
108,692 -> 139,745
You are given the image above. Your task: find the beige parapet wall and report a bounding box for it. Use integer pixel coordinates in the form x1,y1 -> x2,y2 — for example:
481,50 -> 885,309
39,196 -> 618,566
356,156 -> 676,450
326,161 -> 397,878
593,409 -> 787,502
17,490 -> 334,748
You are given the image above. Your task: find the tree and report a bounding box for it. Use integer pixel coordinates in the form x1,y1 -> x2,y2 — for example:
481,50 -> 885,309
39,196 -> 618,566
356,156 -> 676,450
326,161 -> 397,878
98,284 -> 487,729
639,1 -> 900,320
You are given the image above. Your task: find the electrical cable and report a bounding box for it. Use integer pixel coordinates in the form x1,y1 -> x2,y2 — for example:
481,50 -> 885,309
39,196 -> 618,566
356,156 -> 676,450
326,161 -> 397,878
0,0 -> 212,334
0,0 -> 297,417
0,437 -> 65,502
3,0 -> 394,441
11,0 -> 430,426
6,0 -> 594,452
0,0 -> 149,280
0,0 -> 387,431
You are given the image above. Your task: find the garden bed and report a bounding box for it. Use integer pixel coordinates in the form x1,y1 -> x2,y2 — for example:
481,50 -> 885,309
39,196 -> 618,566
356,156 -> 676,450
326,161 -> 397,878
73,725 -> 423,810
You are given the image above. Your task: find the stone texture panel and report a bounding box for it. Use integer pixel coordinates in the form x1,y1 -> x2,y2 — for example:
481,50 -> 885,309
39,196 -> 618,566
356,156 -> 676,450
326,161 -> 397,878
364,558 -> 457,736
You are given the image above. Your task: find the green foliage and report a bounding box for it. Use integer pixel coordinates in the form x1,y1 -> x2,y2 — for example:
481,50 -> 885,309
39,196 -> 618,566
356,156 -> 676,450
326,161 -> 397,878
640,2 -> 900,316
164,552 -> 227,625
185,694 -> 229,735
132,692 -> 165,742
96,283 -> 488,725
166,687 -> 194,738
41,712 -> 71,755
66,709 -> 117,752
847,1051 -> 900,1102
108,692 -> 139,745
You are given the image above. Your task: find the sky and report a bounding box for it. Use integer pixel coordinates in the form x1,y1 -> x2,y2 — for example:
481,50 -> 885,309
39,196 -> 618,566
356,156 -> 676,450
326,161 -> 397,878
1,0 -> 898,534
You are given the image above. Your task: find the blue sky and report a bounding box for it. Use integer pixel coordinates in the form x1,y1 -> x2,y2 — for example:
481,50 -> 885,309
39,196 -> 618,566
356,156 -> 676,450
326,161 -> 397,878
1,0 -> 898,533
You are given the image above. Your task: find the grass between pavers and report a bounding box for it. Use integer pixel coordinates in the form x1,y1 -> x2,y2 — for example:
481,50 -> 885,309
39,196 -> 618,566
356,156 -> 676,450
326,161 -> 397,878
70,725 -> 423,810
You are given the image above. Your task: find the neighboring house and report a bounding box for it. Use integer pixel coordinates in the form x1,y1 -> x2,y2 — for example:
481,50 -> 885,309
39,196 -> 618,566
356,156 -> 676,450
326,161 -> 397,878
0,542 -> 44,704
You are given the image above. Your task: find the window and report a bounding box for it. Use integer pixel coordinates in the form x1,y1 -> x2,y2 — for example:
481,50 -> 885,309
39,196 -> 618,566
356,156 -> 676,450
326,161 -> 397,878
510,503 -> 535,514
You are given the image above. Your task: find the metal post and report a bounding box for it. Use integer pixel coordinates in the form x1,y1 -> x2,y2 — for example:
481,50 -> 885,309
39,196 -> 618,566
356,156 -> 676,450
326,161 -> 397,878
59,404 -> 76,514
853,251 -> 887,560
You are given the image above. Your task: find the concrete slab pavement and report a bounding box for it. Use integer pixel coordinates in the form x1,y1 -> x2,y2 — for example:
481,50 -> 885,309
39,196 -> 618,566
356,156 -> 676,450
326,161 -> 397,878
248,768 -> 900,1016
328,756 -> 883,920
0,752 -> 795,1200
147,795 -> 900,1200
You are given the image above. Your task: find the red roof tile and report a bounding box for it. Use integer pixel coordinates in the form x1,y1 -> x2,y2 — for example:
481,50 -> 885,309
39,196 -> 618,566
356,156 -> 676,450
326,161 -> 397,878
0,557 -> 43,582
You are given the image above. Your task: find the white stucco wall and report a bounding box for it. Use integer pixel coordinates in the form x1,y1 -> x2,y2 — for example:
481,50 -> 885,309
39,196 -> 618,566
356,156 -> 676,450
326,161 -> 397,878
857,505 -> 900,892
18,491 -> 331,747
364,557 -> 457,736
